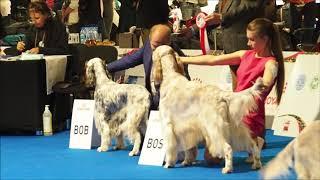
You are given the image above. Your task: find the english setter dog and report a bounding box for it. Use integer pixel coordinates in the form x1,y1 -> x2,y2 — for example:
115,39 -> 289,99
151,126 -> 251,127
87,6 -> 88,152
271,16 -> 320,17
85,58 -> 151,156
261,120 -> 320,180
151,45 -> 265,173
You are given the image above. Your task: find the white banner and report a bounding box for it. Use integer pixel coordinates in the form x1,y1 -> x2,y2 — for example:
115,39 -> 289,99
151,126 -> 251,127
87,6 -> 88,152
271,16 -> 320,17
272,54 -> 320,137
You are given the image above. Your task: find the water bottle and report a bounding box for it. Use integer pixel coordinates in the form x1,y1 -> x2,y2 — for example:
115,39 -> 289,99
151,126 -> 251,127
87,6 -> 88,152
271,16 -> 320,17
80,28 -> 86,44
43,105 -> 53,136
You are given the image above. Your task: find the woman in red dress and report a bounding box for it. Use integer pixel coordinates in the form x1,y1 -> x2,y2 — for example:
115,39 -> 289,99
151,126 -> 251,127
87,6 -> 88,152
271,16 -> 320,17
180,18 -> 285,164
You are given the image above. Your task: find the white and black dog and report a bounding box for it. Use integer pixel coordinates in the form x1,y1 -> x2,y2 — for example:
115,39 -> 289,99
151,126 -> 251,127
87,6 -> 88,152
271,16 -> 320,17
85,58 -> 151,156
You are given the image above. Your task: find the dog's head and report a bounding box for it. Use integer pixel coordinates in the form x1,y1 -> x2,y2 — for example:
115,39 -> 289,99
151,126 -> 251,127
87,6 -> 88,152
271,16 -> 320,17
84,57 -> 108,88
151,45 -> 185,90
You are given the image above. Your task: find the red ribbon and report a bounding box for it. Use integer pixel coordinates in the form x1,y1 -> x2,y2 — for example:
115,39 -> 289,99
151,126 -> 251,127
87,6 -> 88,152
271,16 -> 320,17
196,12 -> 210,55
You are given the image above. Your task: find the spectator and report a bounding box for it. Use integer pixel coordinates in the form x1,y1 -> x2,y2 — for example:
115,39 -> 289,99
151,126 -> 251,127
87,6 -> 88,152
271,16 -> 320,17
118,0 -> 136,33
100,0 -> 114,41
177,0 -> 207,20
61,0 -> 79,33
46,0 -> 54,9
53,0 -> 64,12
285,0 -> 317,44
135,0 -> 170,43
78,0 -> 100,27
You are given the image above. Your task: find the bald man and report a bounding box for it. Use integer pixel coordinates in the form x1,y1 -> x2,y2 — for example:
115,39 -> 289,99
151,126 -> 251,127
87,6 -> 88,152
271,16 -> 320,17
107,24 -> 188,110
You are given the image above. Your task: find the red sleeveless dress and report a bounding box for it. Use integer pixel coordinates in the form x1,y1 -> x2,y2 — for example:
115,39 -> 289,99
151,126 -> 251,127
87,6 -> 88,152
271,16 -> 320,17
235,50 -> 275,138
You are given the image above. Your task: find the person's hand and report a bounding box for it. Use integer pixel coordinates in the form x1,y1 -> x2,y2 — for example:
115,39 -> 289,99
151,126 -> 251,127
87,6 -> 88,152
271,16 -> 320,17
192,77 -> 203,83
16,41 -> 26,52
178,27 -> 193,38
178,25 -> 198,38
115,75 -> 125,84
204,13 -> 222,26
28,47 -> 40,54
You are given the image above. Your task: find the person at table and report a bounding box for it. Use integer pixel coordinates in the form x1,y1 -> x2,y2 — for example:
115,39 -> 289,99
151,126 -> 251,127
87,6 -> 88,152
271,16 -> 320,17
4,1 -> 68,55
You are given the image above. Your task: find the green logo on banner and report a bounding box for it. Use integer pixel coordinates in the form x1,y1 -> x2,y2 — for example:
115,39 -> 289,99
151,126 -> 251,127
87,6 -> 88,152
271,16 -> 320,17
310,75 -> 320,90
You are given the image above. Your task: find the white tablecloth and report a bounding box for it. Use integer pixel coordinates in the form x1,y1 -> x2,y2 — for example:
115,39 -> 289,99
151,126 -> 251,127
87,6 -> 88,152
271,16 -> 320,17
45,55 -> 67,94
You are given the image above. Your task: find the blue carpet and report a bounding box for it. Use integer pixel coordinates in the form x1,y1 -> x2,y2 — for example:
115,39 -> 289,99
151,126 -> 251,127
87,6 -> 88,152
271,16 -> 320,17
1,130 -> 297,180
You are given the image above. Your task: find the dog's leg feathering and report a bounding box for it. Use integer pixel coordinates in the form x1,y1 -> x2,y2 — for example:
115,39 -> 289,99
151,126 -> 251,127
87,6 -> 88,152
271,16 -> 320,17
250,139 -> 262,170
164,123 -> 178,168
222,142 -> 233,174
114,133 -> 125,150
181,147 -> 198,166
129,129 -> 141,156
97,121 -> 112,152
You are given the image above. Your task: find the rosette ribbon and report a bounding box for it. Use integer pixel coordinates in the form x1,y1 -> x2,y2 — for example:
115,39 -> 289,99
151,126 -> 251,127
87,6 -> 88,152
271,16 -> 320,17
196,12 -> 210,55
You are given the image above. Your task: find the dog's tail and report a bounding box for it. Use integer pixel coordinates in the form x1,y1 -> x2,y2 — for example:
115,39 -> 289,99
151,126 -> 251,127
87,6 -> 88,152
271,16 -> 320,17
225,78 -> 265,126
139,95 -> 151,137
260,139 -> 295,179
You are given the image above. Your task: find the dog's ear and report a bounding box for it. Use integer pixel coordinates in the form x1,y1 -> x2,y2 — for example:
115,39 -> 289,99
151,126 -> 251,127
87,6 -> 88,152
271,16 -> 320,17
100,58 -> 106,68
174,52 -> 185,75
152,51 -> 163,86
103,61 -> 113,80
84,60 -> 96,87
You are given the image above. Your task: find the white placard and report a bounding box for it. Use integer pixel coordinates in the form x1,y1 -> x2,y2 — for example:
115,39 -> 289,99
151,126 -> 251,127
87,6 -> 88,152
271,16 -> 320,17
138,111 -> 166,166
272,54 -> 320,137
68,33 -> 80,44
69,99 -> 101,149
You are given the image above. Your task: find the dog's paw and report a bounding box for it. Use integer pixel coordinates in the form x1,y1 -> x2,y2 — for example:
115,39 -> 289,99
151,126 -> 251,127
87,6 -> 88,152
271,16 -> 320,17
251,161 -> 262,170
113,145 -> 125,151
97,146 -> 108,152
245,156 -> 253,163
181,160 -> 192,166
164,163 -> 175,168
129,150 -> 139,156
222,167 -> 233,174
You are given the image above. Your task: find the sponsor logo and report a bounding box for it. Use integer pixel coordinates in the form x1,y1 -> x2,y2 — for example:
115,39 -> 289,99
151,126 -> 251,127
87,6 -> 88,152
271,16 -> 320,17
295,74 -> 306,91
310,75 -> 320,90
278,114 -> 306,133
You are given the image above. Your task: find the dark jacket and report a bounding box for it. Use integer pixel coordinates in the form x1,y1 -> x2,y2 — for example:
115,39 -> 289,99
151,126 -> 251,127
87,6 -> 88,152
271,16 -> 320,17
5,17 -> 68,55
218,0 -> 266,53
118,0 -> 137,33
136,0 -> 169,29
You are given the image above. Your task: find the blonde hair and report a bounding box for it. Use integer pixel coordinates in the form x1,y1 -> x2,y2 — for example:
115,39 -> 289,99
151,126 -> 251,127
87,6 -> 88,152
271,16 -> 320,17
247,18 -> 284,104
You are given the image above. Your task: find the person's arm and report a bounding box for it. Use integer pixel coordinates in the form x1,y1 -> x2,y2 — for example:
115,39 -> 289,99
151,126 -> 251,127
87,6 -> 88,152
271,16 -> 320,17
287,0 -> 305,4
180,50 -> 246,66
62,0 -> 78,22
4,28 -> 34,55
107,45 -> 145,73
262,59 -> 278,88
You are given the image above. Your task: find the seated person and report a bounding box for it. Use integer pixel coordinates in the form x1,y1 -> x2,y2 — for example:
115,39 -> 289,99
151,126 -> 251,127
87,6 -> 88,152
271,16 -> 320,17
5,1 -> 68,55
107,24 -> 189,110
